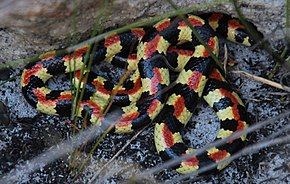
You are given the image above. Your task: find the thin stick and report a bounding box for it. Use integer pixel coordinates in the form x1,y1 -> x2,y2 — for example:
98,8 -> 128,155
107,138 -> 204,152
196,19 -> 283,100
232,70 -> 290,92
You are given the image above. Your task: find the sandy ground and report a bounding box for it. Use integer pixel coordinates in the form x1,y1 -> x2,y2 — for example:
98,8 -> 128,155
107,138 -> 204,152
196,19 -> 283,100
0,1 -> 289,183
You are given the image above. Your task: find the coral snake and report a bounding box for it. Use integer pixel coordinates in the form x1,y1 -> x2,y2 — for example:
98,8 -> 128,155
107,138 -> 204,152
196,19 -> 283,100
21,13 -> 262,174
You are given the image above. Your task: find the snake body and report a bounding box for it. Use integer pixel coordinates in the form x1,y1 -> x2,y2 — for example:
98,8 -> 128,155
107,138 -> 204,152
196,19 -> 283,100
21,13 -> 261,174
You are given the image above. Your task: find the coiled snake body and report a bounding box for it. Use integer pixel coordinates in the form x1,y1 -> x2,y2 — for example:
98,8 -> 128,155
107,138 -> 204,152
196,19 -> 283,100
21,13 -> 261,174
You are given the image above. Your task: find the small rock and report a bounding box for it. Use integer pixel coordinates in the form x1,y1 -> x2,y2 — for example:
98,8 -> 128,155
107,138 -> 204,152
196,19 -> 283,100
0,101 -> 10,126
